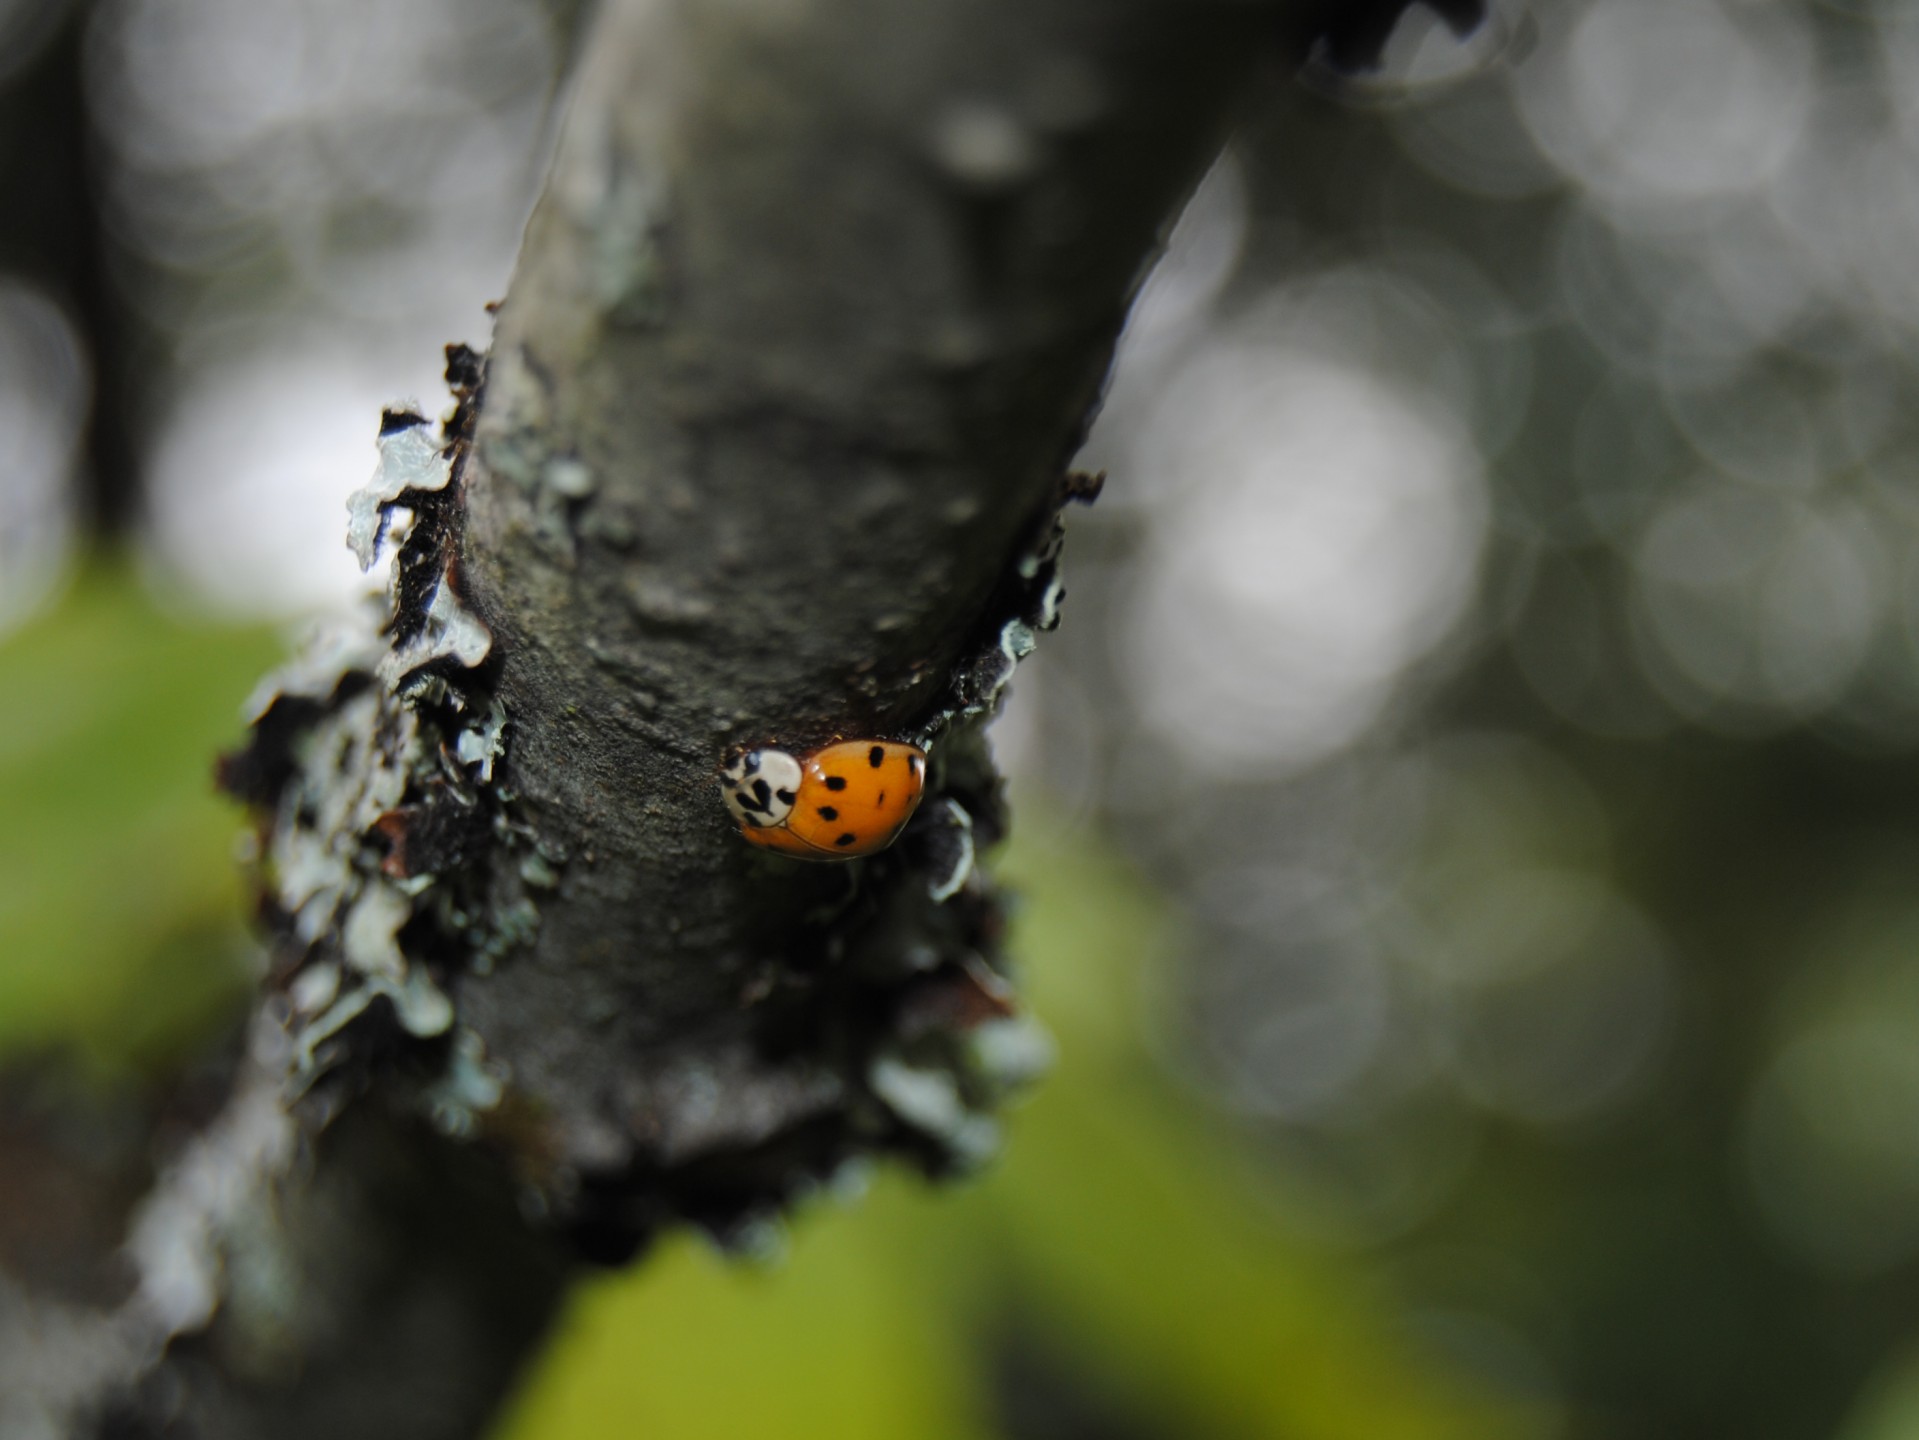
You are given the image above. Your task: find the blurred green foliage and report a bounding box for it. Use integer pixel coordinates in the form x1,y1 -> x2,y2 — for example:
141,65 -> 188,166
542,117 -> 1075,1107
0,568 -> 280,1070
495,830 -> 1537,1440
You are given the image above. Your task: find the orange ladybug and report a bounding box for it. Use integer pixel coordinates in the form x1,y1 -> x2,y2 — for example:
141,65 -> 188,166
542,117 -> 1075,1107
721,740 -> 926,859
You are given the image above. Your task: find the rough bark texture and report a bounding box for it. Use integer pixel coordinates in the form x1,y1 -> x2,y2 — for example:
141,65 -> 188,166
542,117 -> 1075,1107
453,0 -> 1278,1240
0,0 -> 1433,1434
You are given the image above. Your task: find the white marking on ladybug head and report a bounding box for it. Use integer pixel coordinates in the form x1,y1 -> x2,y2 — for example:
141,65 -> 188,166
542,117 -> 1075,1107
720,748 -> 803,828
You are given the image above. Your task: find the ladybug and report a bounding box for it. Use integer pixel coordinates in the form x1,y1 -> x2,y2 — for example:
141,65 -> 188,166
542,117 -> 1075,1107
721,740 -> 927,859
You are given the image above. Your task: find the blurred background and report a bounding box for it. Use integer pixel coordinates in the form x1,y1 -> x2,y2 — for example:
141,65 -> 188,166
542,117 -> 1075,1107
6,0 -> 1919,1435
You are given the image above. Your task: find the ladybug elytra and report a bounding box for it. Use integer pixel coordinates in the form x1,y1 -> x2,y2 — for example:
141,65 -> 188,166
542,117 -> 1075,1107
720,740 -> 926,859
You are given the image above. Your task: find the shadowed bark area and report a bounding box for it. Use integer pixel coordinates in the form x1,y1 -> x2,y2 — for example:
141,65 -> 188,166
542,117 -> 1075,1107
0,0 -> 1408,1434
105,1104 -> 570,1440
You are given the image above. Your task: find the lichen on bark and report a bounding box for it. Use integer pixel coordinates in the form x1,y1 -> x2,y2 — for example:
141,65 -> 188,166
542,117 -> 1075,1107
0,0 -> 1368,1432
216,0 -> 1287,1263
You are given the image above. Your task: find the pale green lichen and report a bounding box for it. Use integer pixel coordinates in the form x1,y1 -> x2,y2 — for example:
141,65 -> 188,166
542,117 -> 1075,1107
271,400 -> 505,1102
543,455 -> 596,498
273,691 -> 419,946
930,100 -> 1045,190
472,352 -> 551,494
340,879 -> 412,979
292,966 -> 454,1085
708,1214 -> 789,1265
455,699 -> 509,782
867,1053 -> 1001,1171
241,610 -> 386,723
1035,573 -> 1064,629
471,896 -> 541,976
518,851 -> 559,890
423,1027 -> 508,1138
346,419 -> 450,570
378,568 -> 494,691
965,1015 -> 1055,1100
286,961 -> 341,1019
925,798 -> 976,903
571,134 -> 669,324
124,1022 -> 298,1337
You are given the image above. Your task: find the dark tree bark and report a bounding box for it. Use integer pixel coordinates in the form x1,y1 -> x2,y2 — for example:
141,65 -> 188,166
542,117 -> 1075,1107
451,0 -> 1280,1239
0,0 -> 1427,1434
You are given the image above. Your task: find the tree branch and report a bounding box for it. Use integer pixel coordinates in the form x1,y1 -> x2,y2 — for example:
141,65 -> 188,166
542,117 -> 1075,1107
455,0 -> 1280,1237
0,0 -> 1351,1433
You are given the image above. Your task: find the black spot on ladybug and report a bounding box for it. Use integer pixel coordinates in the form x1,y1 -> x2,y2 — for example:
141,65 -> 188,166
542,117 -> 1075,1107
818,806 -> 839,821
776,788 -> 795,804
836,832 -> 857,847
825,776 -> 847,792
869,746 -> 884,767
752,779 -> 772,805
877,792 -> 886,806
